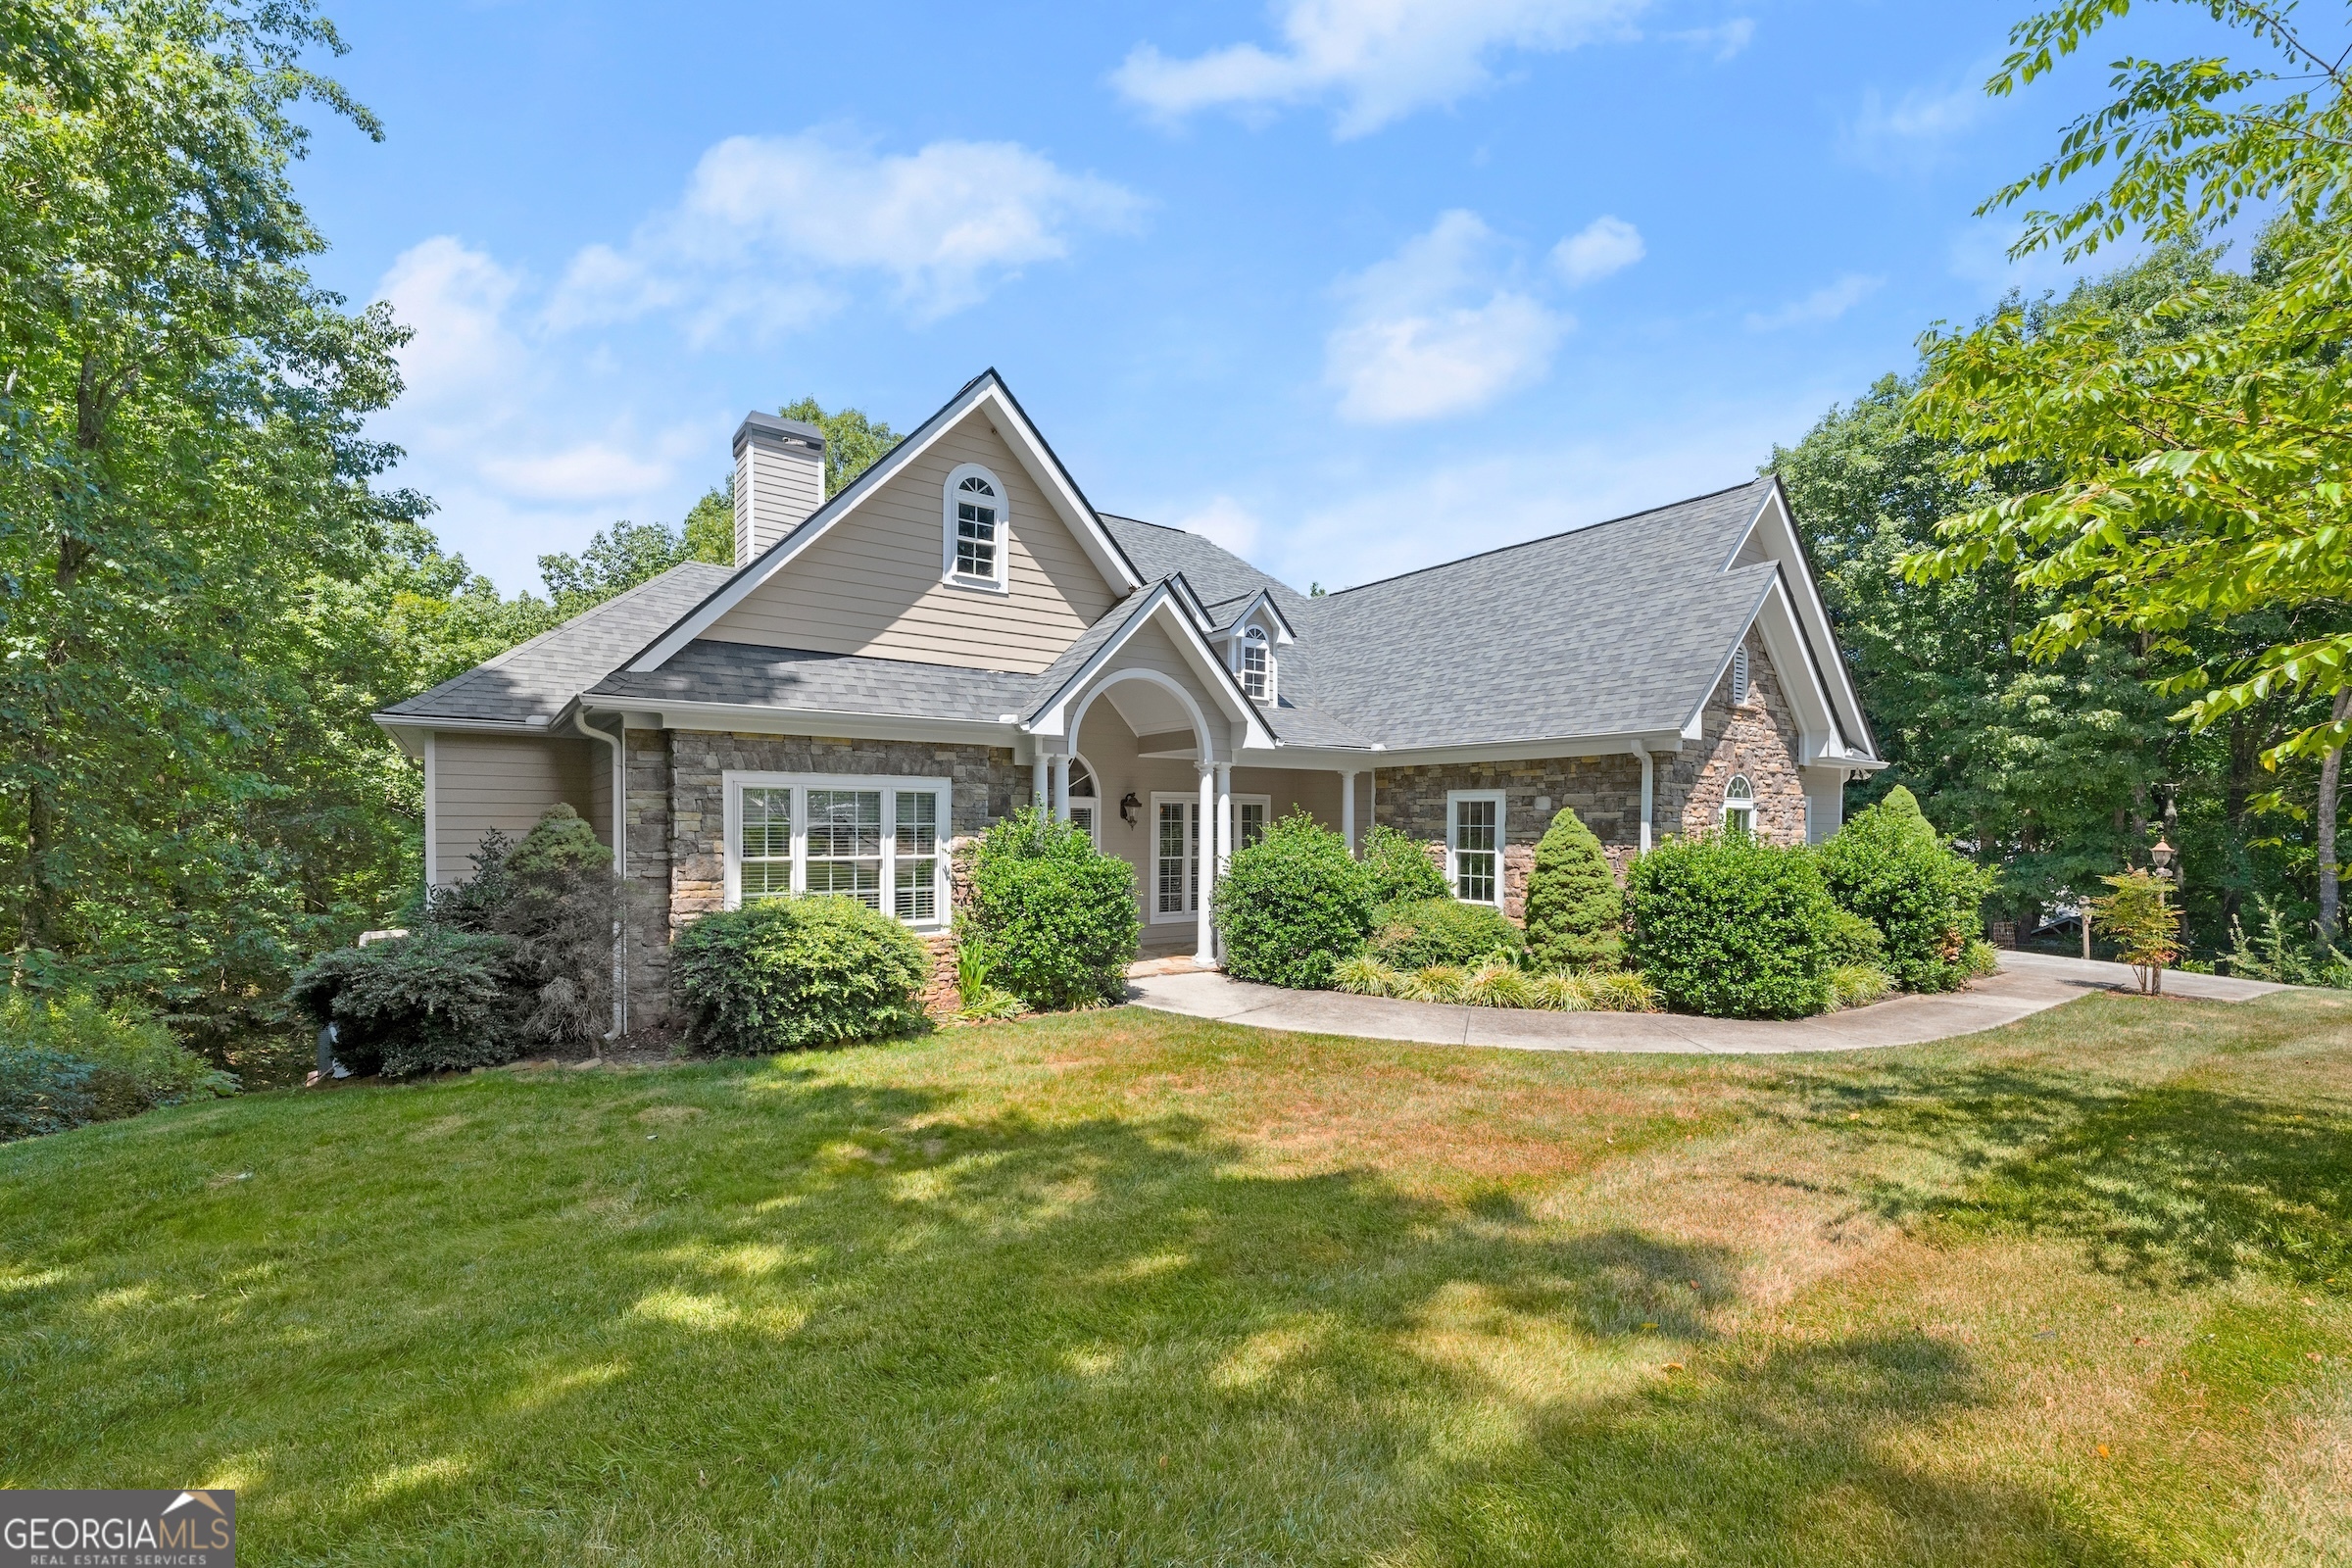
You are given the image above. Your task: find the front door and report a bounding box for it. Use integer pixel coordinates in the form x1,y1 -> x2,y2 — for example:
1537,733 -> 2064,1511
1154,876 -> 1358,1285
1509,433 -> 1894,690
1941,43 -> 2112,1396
1151,797 -> 1198,922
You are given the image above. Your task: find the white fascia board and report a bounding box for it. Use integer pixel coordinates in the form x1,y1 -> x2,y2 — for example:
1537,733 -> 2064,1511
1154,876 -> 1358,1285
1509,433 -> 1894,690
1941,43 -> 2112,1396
1024,586 -> 1277,751
1727,481 -> 1879,758
626,373 -> 1141,674
590,698 -> 1020,749
369,712 -> 559,758
1212,588 -> 1296,645
1166,572 -> 1212,630
1674,578 -> 1847,760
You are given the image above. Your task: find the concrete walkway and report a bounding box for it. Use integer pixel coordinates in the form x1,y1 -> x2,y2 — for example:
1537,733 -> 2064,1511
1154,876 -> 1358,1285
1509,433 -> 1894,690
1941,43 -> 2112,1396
1124,949 -> 2288,1055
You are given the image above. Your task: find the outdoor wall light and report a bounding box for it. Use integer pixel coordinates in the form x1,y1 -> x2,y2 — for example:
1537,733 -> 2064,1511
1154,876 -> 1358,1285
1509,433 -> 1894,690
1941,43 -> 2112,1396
1120,792 -> 1142,827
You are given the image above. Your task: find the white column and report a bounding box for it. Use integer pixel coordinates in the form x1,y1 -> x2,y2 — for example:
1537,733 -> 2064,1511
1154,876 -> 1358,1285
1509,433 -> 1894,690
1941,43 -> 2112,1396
1340,769 -> 1358,854
1215,762 -> 1233,876
1196,760 -> 1217,965
1032,754 -> 1048,812
1634,745 -> 1654,854
1053,753 -> 1071,823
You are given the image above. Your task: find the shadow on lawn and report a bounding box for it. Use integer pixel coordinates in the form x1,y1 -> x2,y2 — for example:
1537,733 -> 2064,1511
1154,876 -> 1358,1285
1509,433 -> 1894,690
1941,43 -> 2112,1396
1806,1057 -> 2352,1292
10,1061 -> 2136,1565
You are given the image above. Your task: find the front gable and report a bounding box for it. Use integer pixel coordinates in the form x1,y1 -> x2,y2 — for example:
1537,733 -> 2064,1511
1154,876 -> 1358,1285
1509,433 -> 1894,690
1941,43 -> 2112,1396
703,409 -> 1121,673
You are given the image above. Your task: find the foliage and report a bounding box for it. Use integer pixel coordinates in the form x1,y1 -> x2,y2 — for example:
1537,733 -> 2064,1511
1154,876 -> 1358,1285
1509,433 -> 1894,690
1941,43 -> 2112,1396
1522,808 -> 1625,971
2089,870 -> 2186,997
1214,811 -> 1375,990
536,494 -> 732,616
1905,2 -> 2352,774
1628,833 -> 1839,1018
1368,897 -> 1523,972
1456,959 -> 1538,1008
668,897 -> 930,1054
0,991 -> 235,1141
1825,907 -> 1886,968
1829,965 -> 1895,1011
1332,954 -> 1660,1011
1360,823 -> 1447,908
951,934 -> 1025,1021
1817,787 -> 1998,993
288,925 -> 519,1077
779,398 -> 902,494
962,808 -> 1138,1009
2221,896 -> 2352,988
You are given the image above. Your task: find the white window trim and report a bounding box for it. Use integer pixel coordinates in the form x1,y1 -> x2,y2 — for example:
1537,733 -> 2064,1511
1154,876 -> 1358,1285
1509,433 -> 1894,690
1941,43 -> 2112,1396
1149,791 -> 1200,924
941,462 -> 1010,594
722,770 -> 954,930
1723,772 -> 1757,835
1230,793 -> 1273,852
1235,625 -> 1275,704
1067,752 -> 1102,849
1446,789 -> 1506,906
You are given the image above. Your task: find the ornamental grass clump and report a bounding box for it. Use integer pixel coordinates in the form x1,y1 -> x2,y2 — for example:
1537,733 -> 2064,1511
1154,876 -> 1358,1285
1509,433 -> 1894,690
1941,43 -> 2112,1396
1522,808 -> 1625,970
963,808 -> 1139,1010
669,896 -> 932,1054
1628,832 -> 1839,1018
1816,787 -> 1996,994
1214,811 -> 1374,990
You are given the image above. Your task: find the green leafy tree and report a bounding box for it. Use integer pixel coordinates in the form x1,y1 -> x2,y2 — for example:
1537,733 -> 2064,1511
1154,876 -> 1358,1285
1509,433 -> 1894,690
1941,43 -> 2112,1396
780,398 -> 901,494
1521,808 -> 1624,971
536,486 -> 734,616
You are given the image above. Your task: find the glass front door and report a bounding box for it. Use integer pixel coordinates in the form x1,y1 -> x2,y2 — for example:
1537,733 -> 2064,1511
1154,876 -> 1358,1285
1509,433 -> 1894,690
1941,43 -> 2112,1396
1153,799 -> 1198,921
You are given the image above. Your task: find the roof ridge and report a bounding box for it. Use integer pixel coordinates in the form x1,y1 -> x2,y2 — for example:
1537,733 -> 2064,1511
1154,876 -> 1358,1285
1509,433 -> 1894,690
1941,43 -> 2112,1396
1322,477 -> 1771,599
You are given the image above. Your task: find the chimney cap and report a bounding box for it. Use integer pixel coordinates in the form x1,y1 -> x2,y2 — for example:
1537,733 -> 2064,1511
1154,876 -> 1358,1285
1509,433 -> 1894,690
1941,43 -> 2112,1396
733,411 -> 825,454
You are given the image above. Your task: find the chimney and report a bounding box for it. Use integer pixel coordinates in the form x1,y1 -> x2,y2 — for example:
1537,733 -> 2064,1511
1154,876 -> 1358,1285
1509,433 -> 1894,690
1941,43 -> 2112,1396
731,413 -> 826,568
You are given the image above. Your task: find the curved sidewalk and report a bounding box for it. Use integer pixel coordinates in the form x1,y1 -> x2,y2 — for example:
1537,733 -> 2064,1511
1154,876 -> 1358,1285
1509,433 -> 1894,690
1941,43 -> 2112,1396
1124,949 -> 2287,1055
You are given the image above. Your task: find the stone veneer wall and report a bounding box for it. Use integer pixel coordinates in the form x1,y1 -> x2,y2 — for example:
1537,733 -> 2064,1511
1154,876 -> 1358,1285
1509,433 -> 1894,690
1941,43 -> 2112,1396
1368,631 -> 1807,921
621,729 -> 1021,1031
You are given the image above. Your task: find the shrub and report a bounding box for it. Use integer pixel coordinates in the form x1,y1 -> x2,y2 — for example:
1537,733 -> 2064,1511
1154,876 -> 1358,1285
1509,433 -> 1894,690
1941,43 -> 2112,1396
1825,907 -> 1886,968
289,926 -> 521,1077
1397,964 -> 1466,1003
1369,897 -> 1524,971
1332,954 -> 1399,996
463,806 -> 622,1051
1522,808 -> 1625,970
1817,787 -> 1997,994
1457,959 -> 1537,1008
2089,869 -> 2184,996
1829,964 -> 1895,1010
0,992 -> 234,1142
1214,810 -> 1375,990
670,897 -> 931,1054
964,808 -> 1139,1009
1628,833 -> 1839,1018
1361,823 -> 1447,907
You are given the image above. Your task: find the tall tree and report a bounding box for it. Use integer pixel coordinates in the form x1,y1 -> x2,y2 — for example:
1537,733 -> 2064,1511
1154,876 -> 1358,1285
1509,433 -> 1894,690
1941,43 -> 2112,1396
535,485 -> 731,615
779,398 -> 900,495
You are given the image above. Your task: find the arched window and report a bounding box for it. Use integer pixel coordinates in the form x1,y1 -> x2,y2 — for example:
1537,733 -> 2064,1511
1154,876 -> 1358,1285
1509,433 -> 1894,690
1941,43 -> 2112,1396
1722,773 -> 1756,835
1731,645 -> 1750,706
943,464 -> 1007,589
1239,626 -> 1272,702
1066,756 -> 1101,847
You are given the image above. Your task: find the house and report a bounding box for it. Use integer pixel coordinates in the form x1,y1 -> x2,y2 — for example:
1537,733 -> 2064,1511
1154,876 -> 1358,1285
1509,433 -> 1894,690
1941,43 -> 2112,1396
373,369 -> 1884,1030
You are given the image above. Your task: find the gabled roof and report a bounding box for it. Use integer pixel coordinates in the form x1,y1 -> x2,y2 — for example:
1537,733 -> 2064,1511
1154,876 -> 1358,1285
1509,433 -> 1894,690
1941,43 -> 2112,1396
377,563 -> 733,727
1101,514 -> 1309,618
626,369 -> 1145,674
1021,577 -> 1279,751
1286,479 -> 1786,750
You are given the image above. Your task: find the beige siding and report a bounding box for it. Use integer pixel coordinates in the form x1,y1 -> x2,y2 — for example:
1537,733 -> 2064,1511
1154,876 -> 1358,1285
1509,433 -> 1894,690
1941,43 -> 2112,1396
432,732 -> 595,886
585,734 -> 615,852
707,412 -> 1120,671
735,434 -> 823,566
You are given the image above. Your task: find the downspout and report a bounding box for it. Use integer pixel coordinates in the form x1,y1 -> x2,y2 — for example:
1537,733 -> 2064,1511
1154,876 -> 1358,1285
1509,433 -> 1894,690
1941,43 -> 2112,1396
571,708 -> 627,1040
1631,742 -> 1653,855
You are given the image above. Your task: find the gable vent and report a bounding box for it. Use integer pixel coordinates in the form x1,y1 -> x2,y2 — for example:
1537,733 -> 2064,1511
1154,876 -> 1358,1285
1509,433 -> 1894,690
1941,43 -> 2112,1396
732,413 -> 826,568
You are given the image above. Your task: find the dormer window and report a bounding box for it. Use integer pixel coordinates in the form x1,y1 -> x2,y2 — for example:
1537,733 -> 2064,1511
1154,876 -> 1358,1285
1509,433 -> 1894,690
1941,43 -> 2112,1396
943,464 -> 1008,590
1240,626 -> 1271,702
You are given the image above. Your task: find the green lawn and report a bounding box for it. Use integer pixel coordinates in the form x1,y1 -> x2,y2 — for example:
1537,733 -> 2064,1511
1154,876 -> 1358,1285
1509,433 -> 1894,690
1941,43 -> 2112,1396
6,992 -> 2351,1566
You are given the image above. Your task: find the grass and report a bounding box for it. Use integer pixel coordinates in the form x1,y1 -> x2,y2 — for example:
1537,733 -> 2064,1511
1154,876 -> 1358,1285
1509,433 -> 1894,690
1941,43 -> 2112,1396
5,991 -> 2352,1565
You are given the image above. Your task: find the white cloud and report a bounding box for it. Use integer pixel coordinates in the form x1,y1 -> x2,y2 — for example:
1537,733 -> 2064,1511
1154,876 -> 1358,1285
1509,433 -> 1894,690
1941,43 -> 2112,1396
1324,211 -> 1569,423
376,236 -> 527,412
1845,76 -> 1991,172
1550,216 -> 1644,286
478,444 -> 672,503
1167,495 -> 1265,558
1112,0 -> 1647,139
1665,18 -> 1753,61
1744,273 -> 1884,331
545,132 -> 1145,335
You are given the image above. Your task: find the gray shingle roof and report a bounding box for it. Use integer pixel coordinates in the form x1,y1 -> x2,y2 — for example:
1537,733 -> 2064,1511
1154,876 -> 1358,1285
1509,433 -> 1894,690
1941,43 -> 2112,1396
590,640 -> 1036,722
1100,515 -> 1311,619
1286,479 -> 1778,749
378,564 -> 734,724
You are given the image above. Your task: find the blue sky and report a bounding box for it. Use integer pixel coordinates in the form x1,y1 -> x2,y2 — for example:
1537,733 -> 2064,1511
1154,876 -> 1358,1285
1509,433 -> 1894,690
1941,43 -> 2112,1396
291,0 -> 2209,595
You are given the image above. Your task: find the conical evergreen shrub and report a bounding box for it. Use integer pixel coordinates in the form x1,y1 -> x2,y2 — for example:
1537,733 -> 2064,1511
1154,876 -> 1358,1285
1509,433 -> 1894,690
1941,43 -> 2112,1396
1523,807 -> 1625,971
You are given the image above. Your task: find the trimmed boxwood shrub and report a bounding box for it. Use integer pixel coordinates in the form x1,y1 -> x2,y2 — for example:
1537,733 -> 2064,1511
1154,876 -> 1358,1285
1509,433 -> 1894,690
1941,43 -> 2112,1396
1628,833 -> 1839,1018
1522,807 -> 1625,971
289,925 -> 521,1076
964,808 -> 1140,1009
1361,823 -> 1447,907
670,896 -> 931,1054
1215,810 -> 1375,990
1370,897 -> 1525,970
1817,787 -> 1997,993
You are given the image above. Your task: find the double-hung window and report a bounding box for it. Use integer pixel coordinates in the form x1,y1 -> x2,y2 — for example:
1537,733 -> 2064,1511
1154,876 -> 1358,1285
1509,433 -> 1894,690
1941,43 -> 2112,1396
1239,627 -> 1271,701
943,463 -> 1008,590
725,773 -> 952,929
1447,790 -> 1504,906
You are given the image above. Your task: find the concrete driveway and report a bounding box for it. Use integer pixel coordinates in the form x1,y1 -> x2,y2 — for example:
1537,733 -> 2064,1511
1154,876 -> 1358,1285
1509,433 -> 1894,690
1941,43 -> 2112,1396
1124,949 -> 2289,1055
